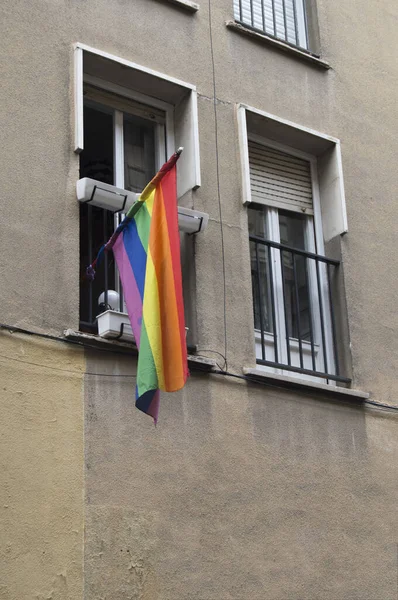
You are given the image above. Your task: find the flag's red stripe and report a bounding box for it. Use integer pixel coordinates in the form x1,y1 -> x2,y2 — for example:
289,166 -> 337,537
149,182 -> 186,390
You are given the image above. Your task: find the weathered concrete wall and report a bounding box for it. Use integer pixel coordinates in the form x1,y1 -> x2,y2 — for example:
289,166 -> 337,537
0,332 -> 84,599
84,352 -> 398,599
0,0 -> 397,395
0,0 -> 397,598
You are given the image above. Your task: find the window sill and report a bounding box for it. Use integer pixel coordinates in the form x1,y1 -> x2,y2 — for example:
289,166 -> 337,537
163,0 -> 199,12
243,367 -> 369,401
226,21 -> 331,70
63,329 -> 216,372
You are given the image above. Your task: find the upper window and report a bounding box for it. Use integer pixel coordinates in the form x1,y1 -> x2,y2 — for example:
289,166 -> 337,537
74,44 -> 202,338
74,44 -> 201,197
79,87 -> 165,330
233,0 -> 308,50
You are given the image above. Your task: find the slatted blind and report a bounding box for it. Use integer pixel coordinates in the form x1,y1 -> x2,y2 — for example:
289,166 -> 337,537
248,141 -> 313,215
233,0 -> 308,49
84,85 -> 165,124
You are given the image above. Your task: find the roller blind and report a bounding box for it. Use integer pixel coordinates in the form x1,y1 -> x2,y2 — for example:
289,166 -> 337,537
84,85 -> 165,124
248,140 -> 313,215
233,0 -> 308,49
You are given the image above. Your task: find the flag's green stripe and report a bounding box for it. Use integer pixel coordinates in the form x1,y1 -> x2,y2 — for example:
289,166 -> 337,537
136,319 -> 159,397
134,204 -> 151,253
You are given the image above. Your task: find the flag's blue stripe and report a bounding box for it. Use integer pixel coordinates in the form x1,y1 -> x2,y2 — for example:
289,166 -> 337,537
123,219 -> 147,301
135,387 -> 157,414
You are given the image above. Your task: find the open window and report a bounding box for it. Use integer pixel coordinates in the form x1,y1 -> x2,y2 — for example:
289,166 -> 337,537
238,105 -> 351,385
74,44 -> 204,338
74,43 -> 201,195
78,85 -> 166,331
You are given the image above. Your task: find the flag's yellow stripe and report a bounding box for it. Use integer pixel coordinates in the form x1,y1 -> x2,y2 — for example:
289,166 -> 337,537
142,247 -> 165,390
143,188 -> 155,216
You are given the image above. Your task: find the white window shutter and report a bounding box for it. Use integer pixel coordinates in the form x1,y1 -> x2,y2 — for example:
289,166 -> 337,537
174,90 -> 201,198
248,140 -> 314,215
317,144 -> 348,242
74,46 -> 84,153
237,105 -> 251,205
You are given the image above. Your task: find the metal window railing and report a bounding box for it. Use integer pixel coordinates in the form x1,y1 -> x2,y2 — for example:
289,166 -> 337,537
79,205 -> 198,351
234,0 -> 308,50
250,235 -> 350,384
79,205 -> 124,332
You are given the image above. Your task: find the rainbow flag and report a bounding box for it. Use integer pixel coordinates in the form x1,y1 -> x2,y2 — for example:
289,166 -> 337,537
108,151 -> 188,423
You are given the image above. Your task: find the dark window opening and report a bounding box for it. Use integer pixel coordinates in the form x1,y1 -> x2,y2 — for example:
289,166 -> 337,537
79,105 -> 115,331
79,102 -> 158,332
80,105 -> 114,184
124,113 -> 156,192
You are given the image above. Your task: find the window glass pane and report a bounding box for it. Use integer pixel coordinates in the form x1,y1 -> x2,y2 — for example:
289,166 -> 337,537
80,105 -> 114,184
278,209 -> 306,249
248,204 -> 267,238
278,210 -> 312,340
248,206 -> 273,333
233,0 -> 308,49
123,114 -> 156,193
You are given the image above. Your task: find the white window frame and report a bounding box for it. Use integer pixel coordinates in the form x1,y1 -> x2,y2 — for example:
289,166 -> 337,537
84,80 -> 170,183
74,42 -> 201,195
237,104 -> 348,243
247,134 -> 337,383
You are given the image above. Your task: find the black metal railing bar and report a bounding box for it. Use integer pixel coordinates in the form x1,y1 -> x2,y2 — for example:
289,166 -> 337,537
249,235 -> 350,384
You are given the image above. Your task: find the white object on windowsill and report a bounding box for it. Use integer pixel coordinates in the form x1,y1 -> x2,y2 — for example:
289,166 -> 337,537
76,177 -> 209,234
98,290 -> 121,311
96,309 -> 134,342
97,309 -> 189,344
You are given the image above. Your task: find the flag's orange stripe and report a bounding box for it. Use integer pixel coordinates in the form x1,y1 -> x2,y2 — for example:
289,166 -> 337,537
160,170 -> 188,375
148,184 -> 185,391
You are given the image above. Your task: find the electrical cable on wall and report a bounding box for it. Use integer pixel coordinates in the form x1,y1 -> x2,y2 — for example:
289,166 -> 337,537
207,0 -> 229,372
1,322 -> 398,414
0,353 -> 136,378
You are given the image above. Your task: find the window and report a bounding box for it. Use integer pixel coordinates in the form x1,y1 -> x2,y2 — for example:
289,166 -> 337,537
233,0 -> 309,49
74,44 -> 202,336
74,44 -> 201,198
79,87 -> 166,330
248,138 -> 344,383
237,105 -> 350,384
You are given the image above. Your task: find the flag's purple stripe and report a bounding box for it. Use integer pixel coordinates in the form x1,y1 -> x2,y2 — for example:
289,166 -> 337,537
123,219 -> 147,300
113,235 -> 143,348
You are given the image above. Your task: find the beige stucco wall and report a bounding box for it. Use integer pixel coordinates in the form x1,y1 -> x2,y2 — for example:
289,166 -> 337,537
0,332 -> 84,599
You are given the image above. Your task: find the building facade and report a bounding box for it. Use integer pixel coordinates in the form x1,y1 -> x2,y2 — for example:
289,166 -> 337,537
0,0 -> 397,598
